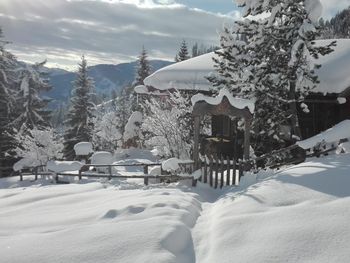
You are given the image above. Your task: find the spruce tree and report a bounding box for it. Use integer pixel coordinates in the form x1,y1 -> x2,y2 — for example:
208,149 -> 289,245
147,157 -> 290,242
14,61 -> 52,132
0,28 -> 18,176
63,56 -> 95,159
134,46 -> 151,86
175,40 -> 190,62
209,0 -> 335,155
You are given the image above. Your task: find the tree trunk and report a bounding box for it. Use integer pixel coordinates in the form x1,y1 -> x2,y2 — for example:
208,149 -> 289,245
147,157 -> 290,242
289,81 -> 302,141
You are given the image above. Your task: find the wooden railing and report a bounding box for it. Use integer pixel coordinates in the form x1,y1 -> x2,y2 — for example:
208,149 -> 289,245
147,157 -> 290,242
197,155 -> 244,189
16,162 -> 196,186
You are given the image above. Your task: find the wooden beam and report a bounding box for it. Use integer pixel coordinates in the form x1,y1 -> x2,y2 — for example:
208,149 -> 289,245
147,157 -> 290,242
193,116 -> 201,169
244,119 -> 251,161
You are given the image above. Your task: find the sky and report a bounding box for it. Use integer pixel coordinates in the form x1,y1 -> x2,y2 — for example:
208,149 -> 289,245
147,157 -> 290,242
0,0 -> 348,70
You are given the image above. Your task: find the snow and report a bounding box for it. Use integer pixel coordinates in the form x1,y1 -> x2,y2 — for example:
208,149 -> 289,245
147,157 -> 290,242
161,158 -> 194,173
1,153 -> 350,262
191,88 -> 255,113
123,111 -> 143,141
74,142 -> 93,156
315,39 -> 350,95
144,52 -> 217,92
90,151 -> 113,165
336,141 -> 350,154
46,160 -> 84,173
193,154 -> 350,263
337,97 -> 347,104
145,39 -> 350,96
297,120 -> 350,149
162,158 -> 181,172
134,85 -> 149,94
13,158 -> 38,172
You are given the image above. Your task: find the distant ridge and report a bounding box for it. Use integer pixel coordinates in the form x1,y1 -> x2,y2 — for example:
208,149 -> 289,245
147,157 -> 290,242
46,60 -> 173,107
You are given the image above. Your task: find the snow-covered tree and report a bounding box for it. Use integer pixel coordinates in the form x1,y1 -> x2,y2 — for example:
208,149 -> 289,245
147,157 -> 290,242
141,91 -> 192,159
13,127 -> 63,170
175,40 -> 190,62
123,111 -> 143,148
63,56 -> 95,160
0,28 -> 18,176
14,61 -> 52,132
134,47 -> 151,86
209,0 -> 335,155
92,110 -> 122,152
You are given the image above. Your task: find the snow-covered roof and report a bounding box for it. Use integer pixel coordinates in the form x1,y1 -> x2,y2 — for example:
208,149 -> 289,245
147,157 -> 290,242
296,120 -> 350,149
191,88 -> 255,113
315,39 -> 350,95
144,52 -> 217,92
144,39 -> 350,96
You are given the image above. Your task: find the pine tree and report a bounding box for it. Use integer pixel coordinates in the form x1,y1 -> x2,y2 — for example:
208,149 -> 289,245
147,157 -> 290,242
320,6 -> 350,39
63,56 -> 95,160
14,61 -> 52,132
209,0 -> 335,155
134,46 -> 151,86
175,40 -> 190,62
0,28 -> 18,176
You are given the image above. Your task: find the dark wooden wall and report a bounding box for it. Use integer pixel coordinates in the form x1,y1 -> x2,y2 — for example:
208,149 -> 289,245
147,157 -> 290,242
299,94 -> 350,139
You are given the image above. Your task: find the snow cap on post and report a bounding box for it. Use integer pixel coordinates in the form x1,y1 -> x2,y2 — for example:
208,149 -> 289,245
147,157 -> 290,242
74,142 -> 93,156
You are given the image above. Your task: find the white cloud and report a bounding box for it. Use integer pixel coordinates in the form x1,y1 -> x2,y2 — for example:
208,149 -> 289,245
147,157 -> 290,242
0,0 -> 234,68
320,0 -> 349,19
0,0 -> 347,69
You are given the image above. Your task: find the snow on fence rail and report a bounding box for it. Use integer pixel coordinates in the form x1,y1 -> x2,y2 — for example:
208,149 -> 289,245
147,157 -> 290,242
15,161 -> 196,186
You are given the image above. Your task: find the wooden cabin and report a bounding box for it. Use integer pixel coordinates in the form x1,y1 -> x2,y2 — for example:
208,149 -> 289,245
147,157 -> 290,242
137,39 -> 350,158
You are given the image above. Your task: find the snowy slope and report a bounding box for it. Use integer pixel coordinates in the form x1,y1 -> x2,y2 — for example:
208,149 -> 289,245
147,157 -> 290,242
1,154 -> 350,263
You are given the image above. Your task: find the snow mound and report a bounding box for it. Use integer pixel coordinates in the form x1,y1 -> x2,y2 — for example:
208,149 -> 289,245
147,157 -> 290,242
47,160 -> 84,173
123,111 -> 143,141
193,154 -> 350,263
74,142 -> 93,156
162,158 -> 181,172
191,88 -> 255,113
90,151 -> 113,165
0,183 -> 202,263
297,120 -> 350,149
13,158 -> 39,172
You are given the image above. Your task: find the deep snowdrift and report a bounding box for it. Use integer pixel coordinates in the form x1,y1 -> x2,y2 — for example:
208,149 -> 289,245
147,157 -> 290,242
1,154 -> 350,263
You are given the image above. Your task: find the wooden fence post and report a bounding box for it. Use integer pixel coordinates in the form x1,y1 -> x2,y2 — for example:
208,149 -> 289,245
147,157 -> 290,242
233,159 -> 237,185
198,159 -> 202,183
226,156 -> 230,186
144,165 -> 149,186
214,156 -> 219,189
203,156 -> 208,184
209,155 -> 213,187
20,170 -> 23,181
34,167 -> 38,181
238,161 -> 244,184
108,165 -> 112,180
78,169 -> 82,180
220,155 -> 224,188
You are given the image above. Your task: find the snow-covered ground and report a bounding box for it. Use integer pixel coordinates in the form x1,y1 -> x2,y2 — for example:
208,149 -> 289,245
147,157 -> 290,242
1,154 -> 350,263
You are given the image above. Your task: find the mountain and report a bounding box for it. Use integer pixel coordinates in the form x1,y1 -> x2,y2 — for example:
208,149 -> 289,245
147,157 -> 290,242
45,60 -> 173,107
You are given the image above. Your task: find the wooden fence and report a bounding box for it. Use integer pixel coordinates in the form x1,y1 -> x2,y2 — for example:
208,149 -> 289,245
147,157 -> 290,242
197,155 -> 243,189
12,139 -> 347,189
17,162 -> 195,186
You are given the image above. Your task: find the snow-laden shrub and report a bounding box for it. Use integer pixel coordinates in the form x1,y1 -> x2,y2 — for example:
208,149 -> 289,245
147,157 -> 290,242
92,111 -> 122,152
142,91 -> 192,159
123,111 -> 143,147
13,127 -> 63,170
